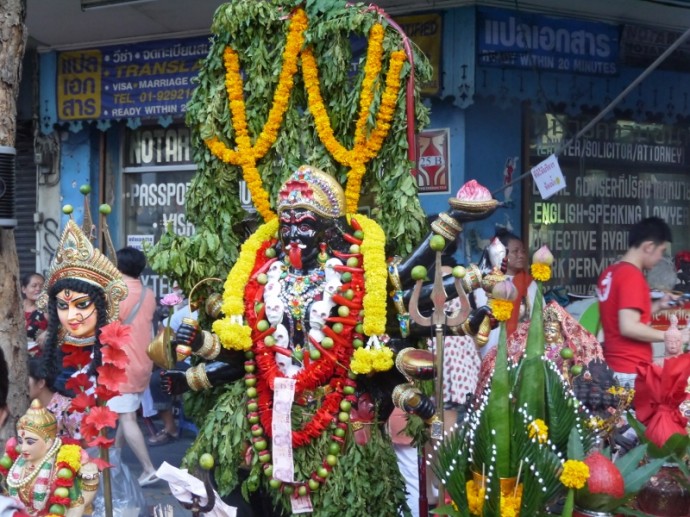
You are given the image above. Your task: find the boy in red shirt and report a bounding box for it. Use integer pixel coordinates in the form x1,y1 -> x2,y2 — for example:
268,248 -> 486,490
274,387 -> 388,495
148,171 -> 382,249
597,216 -> 680,388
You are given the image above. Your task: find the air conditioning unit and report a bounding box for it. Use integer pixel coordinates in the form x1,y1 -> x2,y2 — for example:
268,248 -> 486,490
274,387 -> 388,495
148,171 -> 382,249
0,146 -> 16,229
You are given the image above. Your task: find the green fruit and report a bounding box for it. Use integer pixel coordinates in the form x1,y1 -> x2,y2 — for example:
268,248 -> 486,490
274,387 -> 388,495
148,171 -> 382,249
308,479 -> 320,491
282,485 -> 294,495
338,412 -> 350,423
57,467 -> 74,479
79,184 -> 91,195
0,455 -> 11,469
258,452 -> 271,463
334,427 -> 346,438
328,442 -> 341,455
269,478 -> 282,489
343,289 -> 355,300
256,273 -> 268,285
245,377 -> 257,387
245,364 -> 256,373
310,349 -> 321,360
349,244 -> 360,254
247,402 -> 259,412
341,272 -> 352,283
53,487 -> 70,498
352,338 -> 363,349
570,364 -> 583,376
355,324 -> 363,334
343,385 -> 356,395
293,349 -> 304,361
248,413 -> 260,424
246,387 -> 258,398
560,347 -> 574,360
411,265 -> 427,281
326,454 -> 338,467
263,465 -> 273,477
265,248 -> 277,258
251,425 -> 264,437
264,335 -> 276,347
199,453 -> 215,470
98,203 -> 112,215
321,337 -> 334,349
346,257 -> 359,267
337,306 -> 350,317
353,230 -> 364,240
253,439 -> 268,451
256,320 -> 270,332
298,486 -> 308,496
332,323 -> 344,334
430,234 -> 446,251
317,466 -> 329,478
48,505 -> 66,516
62,204 -> 74,215
339,400 -> 352,412
452,266 -> 465,278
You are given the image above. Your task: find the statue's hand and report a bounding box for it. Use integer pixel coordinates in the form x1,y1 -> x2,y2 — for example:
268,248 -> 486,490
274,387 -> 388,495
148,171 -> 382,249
175,321 -> 203,352
447,205 -> 498,224
161,369 -> 189,396
404,393 -> 435,421
465,305 -> 497,335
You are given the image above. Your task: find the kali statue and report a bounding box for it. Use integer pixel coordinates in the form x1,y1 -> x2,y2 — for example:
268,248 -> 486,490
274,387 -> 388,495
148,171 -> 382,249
154,166 -> 496,516
0,400 -> 99,517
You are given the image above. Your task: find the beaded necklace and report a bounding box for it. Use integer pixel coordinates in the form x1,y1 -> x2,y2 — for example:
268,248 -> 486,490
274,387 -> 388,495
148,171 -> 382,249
279,269 -> 325,325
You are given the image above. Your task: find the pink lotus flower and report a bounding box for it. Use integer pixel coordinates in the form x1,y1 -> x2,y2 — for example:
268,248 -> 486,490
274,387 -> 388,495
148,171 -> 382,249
532,245 -> 554,266
161,293 -> 184,306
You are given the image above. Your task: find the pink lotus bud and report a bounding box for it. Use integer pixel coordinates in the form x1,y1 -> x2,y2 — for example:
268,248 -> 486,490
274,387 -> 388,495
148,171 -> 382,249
532,245 -> 554,266
455,179 -> 491,201
492,280 -> 518,301
161,293 -> 184,306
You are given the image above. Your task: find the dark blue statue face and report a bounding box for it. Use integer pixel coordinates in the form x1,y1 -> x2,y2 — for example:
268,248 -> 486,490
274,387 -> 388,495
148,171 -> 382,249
279,209 -> 322,270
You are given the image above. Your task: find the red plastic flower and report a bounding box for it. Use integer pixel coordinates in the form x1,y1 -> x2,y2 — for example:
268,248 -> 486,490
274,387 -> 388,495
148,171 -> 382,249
79,421 -> 99,443
88,435 -> 115,448
98,321 -> 131,349
62,348 -> 92,369
94,384 -> 119,402
96,363 -> 127,392
88,456 -> 113,471
65,373 -> 93,394
101,346 -> 129,369
70,392 -> 96,413
83,406 -> 118,431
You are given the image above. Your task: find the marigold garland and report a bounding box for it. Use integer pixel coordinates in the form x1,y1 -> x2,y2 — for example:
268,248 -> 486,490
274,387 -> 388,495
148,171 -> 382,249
56,444 -> 82,473
214,219 -> 279,350
560,459 -> 590,489
531,263 -> 552,282
302,43 -> 407,212
490,298 -> 514,322
353,214 -> 387,336
204,8 -> 308,222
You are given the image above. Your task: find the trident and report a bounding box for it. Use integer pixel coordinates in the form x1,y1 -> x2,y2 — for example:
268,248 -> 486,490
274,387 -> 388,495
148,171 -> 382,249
408,248 -> 471,512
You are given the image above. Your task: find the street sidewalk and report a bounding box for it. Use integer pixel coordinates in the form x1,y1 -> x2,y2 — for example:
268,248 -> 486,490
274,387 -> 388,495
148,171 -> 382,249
120,422 -> 195,516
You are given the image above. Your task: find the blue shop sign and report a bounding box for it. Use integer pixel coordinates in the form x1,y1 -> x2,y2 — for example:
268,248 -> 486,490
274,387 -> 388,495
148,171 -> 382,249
56,36 -> 209,122
477,7 -> 619,76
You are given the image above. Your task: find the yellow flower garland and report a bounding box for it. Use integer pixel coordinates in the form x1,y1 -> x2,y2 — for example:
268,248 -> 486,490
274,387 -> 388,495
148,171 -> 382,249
214,219 -> 279,350
302,42 -> 406,212
353,24 -> 384,149
353,214 -> 387,336
560,459 -> 590,489
490,298 -> 514,322
531,263 -> 552,282
204,8 -> 308,222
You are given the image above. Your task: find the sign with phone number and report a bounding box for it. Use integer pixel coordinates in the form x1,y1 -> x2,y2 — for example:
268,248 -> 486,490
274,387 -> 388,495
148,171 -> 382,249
56,36 -> 209,122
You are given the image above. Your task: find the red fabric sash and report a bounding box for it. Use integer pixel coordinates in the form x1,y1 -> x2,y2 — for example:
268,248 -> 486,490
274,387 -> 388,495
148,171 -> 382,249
506,271 -> 532,337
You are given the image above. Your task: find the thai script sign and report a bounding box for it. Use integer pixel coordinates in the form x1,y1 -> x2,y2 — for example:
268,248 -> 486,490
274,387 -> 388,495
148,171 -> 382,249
477,7 -> 619,75
56,36 -> 209,121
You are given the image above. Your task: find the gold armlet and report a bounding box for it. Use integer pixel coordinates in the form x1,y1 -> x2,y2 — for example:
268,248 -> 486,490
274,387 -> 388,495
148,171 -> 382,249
196,331 -> 221,360
387,257 -> 410,338
431,212 -> 462,241
186,364 -> 213,391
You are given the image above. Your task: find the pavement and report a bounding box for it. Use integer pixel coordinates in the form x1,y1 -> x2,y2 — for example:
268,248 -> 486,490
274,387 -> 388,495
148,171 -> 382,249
119,417 -> 196,517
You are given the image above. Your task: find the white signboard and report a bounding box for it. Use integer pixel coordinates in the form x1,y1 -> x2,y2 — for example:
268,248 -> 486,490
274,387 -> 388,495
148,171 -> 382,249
531,154 -> 566,199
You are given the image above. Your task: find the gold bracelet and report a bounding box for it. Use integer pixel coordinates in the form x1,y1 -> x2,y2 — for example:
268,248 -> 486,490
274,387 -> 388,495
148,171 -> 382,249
431,212 -> 461,241
186,365 -> 213,391
81,483 -> 99,492
196,330 -> 215,358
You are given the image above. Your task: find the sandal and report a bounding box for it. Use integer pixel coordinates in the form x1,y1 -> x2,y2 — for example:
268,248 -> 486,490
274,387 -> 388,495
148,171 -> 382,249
138,471 -> 158,487
147,429 -> 178,446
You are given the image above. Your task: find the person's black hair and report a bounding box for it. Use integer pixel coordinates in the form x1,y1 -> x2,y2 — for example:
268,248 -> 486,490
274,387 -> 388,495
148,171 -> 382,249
43,278 -> 108,380
628,216 -> 673,248
116,247 -> 147,278
0,348 -> 8,408
21,272 -> 44,293
28,357 -> 57,393
494,228 -> 522,248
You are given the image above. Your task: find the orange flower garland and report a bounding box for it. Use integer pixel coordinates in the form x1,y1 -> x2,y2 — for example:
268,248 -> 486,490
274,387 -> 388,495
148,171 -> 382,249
204,8 -> 308,222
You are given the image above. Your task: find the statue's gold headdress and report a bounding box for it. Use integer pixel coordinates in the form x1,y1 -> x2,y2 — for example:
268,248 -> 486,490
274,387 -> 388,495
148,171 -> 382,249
277,166 -> 345,219
38,219 -> 127,322
17,399 -> 58,442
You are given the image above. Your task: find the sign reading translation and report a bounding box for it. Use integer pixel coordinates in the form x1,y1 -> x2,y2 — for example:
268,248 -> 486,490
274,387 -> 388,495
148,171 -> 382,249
57,36 -> 209,122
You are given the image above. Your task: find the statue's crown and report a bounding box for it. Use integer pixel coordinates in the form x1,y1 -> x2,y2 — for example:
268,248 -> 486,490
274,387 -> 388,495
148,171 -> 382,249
17,399 -> 58,442
277,166 -> 345,219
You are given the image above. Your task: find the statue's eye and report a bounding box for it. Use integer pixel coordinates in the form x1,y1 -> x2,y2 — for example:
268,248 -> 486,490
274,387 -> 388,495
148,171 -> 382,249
76,299 -> 93,310
57,300 -> 68,310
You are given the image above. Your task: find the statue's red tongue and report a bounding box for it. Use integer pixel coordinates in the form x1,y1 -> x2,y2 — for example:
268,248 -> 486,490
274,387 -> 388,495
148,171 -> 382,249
288,243 -> 303,270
